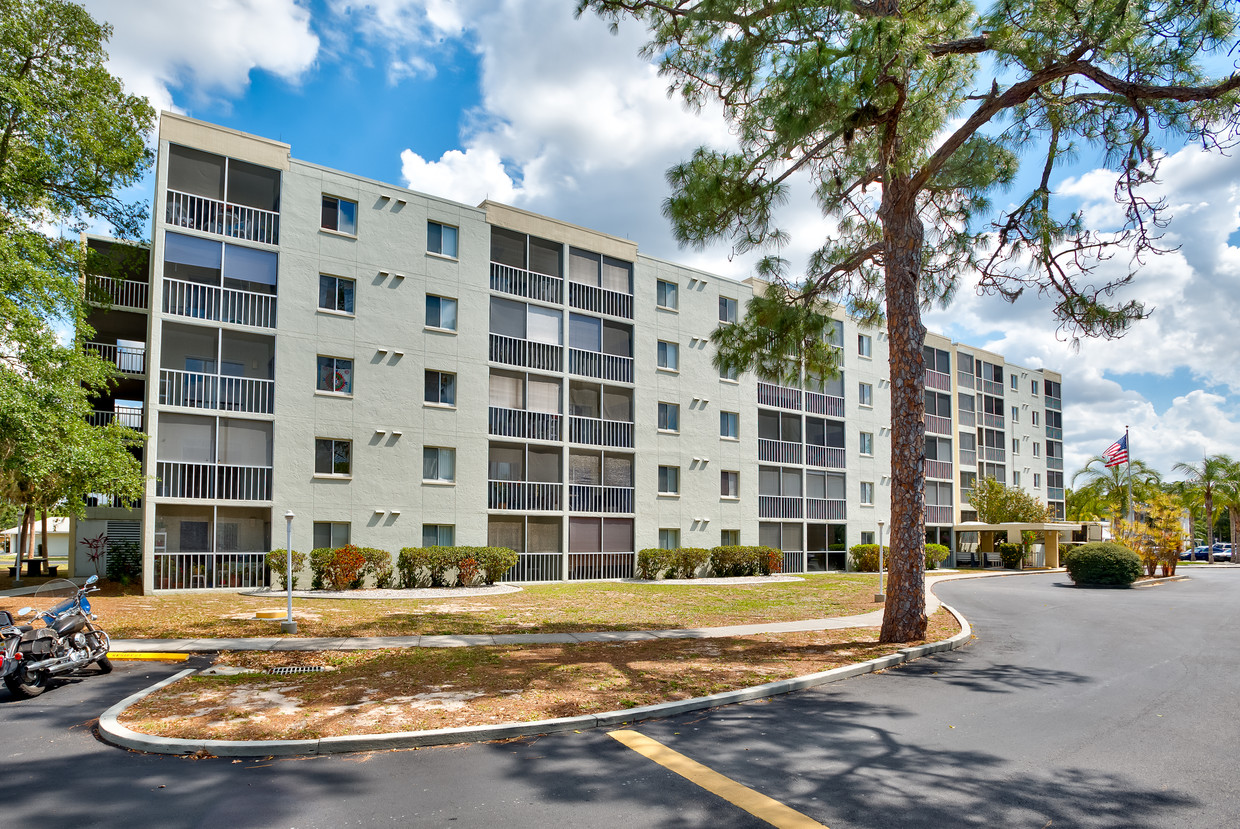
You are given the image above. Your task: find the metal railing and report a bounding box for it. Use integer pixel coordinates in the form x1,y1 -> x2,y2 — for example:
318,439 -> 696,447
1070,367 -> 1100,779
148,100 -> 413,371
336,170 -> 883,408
981,446 -> 1006,462
568,415 -> 634,448
805,445 -> 846,468
489,262 -> 563,305
959,449 -> 977,467
806,498 -> 846,520
88,407 -> 144,430
782,551 -> 806,574
757,382 -> 801,410
155,461 -> 272,501
1048,487 -> 1065,501
1047,456 -> 1064,470
218,464 -> 274,501
926,505 -> 954,524
163,277 -> 277,329
1045,426 -> 1063,440
165,188 -> 280,246
568,281 -> 633,319
804,391 -> 845,418
925,413 -> 952,435
1045,396 -> 1062,411
84,341 -> 146,374
926,459 -> 953,480
568,348 -> 633,383
759,495 -> 803,519
488,406 -> 562,442
85,493 -> 141,509
925,369 -> 952,391
488,480 -> 561,511
159,368 -> 274,414
569,485 -> 634,513
982,379 -> 1005,396
982,412 -> 1005,429
958,411 -> 975,428
87,275 -> 149,310
956,371 -> 974,390
153,552 -> 268,590
501,553 -> 563,582
569,552 -> 634,580
489,333 -> 564,373
758,438 -> 802,464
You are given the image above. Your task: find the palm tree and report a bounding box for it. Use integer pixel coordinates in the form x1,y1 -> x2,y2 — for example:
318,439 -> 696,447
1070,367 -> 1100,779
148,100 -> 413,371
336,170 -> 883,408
1172,455 -> 1235,564
1065,486 -> 1109,522
1213,458 -> 1240,560
1071,455 -> 1161,520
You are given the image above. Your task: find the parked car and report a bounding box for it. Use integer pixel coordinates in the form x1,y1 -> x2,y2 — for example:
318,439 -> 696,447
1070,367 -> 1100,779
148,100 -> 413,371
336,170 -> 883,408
1181,545 -> 1213,561
1211,543 -> 1232,562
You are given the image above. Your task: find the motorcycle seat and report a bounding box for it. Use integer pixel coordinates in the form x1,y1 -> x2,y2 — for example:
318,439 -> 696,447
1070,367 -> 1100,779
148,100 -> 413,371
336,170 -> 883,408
16,625 -> 32,633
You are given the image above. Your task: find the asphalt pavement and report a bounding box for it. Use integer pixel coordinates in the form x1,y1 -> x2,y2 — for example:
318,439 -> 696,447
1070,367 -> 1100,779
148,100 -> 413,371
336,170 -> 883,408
3,568 -> 1238,828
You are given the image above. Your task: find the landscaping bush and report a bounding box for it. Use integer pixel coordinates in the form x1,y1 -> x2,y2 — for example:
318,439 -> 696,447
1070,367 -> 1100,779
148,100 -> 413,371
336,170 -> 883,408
457,556 -> 481,586
397,547 -> 430,588
1064,541 -> 1143,586
997,542 -> 1025,569
355,547 -> 394,589
321,544 -> 367,590
638,548 -> 673,580
848,544 -> 887,572
266,548 -> 306,589
309,547 -> 332,589
672,547 -> 711,579
105,540 -> 142,585
709,545 -> 781,577
397,546 -> 517,587
925,543 -> 950,570
477,546 -> 517,584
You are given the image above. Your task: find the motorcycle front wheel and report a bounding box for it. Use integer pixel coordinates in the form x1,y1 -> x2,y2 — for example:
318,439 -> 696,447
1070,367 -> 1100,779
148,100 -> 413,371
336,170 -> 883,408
4,667 -> 49,699
95,655 -> 113,674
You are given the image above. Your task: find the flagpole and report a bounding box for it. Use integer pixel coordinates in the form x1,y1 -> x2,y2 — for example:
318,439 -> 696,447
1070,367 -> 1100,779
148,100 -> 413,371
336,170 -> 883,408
1126,425 -> 1133,524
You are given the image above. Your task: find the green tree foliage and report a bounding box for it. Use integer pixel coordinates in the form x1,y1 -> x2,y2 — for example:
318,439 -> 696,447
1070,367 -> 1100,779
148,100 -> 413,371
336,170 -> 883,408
1070,455 -> 1162,520
967,476 -> 1054,524
578,0 -> 1240,641
1172,454 -> 1235,563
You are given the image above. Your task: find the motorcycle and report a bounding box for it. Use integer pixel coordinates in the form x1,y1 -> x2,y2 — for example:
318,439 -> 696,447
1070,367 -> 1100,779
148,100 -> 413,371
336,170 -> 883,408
1,575 -> 112,699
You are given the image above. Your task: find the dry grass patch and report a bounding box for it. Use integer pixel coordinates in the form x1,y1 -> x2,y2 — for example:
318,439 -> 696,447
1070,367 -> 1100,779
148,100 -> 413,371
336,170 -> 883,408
120,609 -> 959,741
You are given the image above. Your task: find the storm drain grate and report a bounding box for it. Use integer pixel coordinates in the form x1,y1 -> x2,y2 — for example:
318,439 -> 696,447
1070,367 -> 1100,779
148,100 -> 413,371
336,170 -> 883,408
268,666 -> 328,675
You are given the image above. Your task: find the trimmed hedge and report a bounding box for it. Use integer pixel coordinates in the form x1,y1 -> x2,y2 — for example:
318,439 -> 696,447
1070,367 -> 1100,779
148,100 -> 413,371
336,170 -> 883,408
672,547 -> 711,579
925,543 -> 950,570
848,544 -> 887,572
1064,541 -> 1143,586
997,542 -> 1025,569
266,548 -> 306,589
314,544 -> 367,590
396,546 -> 518,588
355,547 -> 395,589
709,545 -> 782,577
637,548 -> 672,580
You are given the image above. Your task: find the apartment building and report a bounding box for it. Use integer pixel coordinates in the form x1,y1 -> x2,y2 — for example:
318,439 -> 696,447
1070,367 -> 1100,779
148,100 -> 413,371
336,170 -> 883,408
72,114 -> 1066,591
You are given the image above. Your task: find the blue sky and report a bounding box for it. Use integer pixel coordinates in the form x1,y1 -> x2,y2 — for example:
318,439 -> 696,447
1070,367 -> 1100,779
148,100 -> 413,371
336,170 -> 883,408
83,0 -> 1240,481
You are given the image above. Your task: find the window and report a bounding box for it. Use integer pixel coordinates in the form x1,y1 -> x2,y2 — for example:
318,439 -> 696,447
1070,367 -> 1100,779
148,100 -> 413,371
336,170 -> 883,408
1032,380 -> 1039,395
1011,374 -> 1020,390
321,195 -> 357,235
659,528 -> 680,549
1034,473 -> 1041,488
424,370 -> 456,406
423,524 -> 455,546
1033,442 -> 1041,457
425,295 -> 458,331
859,382 -> 873,407
427,221 -> 458,257
658,401 -> 680,432
720,363 -> 739,381
720,411 -> 739,439
658,465 -> 680,495
656,279 -> 678,310
316,356 -> 353,395
719,296 -> 738,324
860,531 -> 875,545
1012,471 -> 1021,487
318,275 -> 355,314
657,340 -> 679,370
314,438 -> 351,476
858,333 -> 872,358
860,481 -> 875,505
826,319 -> 844,348
1032,411 -> 1040,426
720,529 -> 740,546
860,431 -> 874,456
313,521 -> 350,549
1012,438 -> 1020,455
1011,406 -> 1019,423
721,470 -> 739,498
422,447 -> 456,482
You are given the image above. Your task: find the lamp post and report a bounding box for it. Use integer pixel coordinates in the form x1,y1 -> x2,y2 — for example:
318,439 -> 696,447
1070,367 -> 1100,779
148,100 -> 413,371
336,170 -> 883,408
282,510 -> 297,634
875,519 -> 886,603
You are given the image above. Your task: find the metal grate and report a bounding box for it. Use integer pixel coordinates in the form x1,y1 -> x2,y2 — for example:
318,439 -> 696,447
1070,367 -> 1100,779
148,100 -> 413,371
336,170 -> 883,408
268,666 -> 327,675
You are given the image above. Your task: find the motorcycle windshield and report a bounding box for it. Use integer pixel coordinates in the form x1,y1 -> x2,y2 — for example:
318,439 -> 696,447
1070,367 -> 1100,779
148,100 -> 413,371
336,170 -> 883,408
29,579 -> 82,623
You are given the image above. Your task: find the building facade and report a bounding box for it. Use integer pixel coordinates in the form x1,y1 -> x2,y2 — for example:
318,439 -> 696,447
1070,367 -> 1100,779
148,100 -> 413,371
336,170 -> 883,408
73,114 -> 1066,590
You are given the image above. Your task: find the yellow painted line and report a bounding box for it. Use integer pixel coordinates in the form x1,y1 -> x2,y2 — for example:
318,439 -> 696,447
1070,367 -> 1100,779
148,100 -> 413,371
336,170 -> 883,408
609,729 -> 826,828
108,652 -> 190,662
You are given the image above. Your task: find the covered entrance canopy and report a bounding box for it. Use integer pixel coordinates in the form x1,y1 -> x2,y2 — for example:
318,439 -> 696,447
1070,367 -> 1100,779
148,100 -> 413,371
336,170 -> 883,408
953,521 -> 1080,568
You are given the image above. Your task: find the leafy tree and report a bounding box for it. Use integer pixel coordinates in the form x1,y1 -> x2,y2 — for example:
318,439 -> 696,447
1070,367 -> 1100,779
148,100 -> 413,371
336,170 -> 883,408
1173,455 -> 1235,563
1065,487 -> 1108,522
967,476 -> 1054,525
1070,455 -> 1162,520
578,0 -> 1240,640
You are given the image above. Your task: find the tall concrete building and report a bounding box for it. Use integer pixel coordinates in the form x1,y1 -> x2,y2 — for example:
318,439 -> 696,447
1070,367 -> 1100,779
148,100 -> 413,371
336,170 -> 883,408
74,114 -> 1065,591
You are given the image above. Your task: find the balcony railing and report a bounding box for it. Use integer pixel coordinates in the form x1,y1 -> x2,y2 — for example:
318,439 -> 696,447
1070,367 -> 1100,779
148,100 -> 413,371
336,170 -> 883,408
805,445 -> 845,469
958,411 -> 975,429
568,348 -> 633,383
982,379 -> 1005,396
925,413 -> 952,435
85,493 -> 140,509
165,188 -> 280,246
88,407 -> 144,430
490,262 -> 563,305
1045,396 -> 1062,411
758,382 -> 801,410
805,391 -> 845,418
758,438 -> 802,464
489,333 -> 563,373
569,415 -> 634,448
982,412 -> 1005,429
568,281 -> 633,320
925,369 -> 952,391
926,459 -> 953,480
153,552 -> 267,591
488,406 -> 562,442
488,480 -> 561,511
1048,487 -> 1065,501
569,484 -> 634,514
1047,456 -> 1064,471
806,498 -> 846,521
87,275 -> 149,310
163,278 -> 276,329
1045,426 -> 1063,440
981,446 -> 1006,462
159,368 -> 274,414
957,371 -> 974,390
759,495 -> 802,519
959,449 -> 977,467
926,505 -> 954,524
568,552 -> 635,580
502,553 -> 564,582
155,461 -> 272,501
84,341 -> 146,375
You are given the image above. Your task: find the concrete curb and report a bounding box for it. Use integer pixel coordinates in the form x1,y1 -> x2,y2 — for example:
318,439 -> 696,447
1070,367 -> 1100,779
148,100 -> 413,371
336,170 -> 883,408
96,604 -> 974,758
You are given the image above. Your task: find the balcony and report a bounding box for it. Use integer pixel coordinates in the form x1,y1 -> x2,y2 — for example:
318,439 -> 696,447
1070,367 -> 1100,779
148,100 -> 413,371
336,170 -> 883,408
163,278 -> 276,329
806,498 -> 846,521
758,439 -> 802,464
160,369 -> 274,415
957,371 -> 974,390
153,552 -> 267,590
958,411 -> 975,429
569,415 -> 634,448
155,461 -> 272,501
88,407 -> 144,430
87,275 -> 149,310
569,485 -> 634,514
488,480 -> 561,511
925,369 -> 951,392
1045,425 -> 1063,440
926,459 -> 953,480
568,348 -> 633,383
84,341 -> 145,375
758,382 -> 801,411
568,281 -> 633,320
1045,396 -> 1062,411
759,495 -> 802,519
924,413 -> 952,435
1048,487 -> 1065,501
85,493 -> 140,509
490,262 -> 563,305
805,445 -> 846,469
926,505 -> 954,524
959,449 -> 977,467
489,333 -> 563,373
982,446 -> 1006,462
165,189 -> 279,246
1047,456 -> 1064,471
982,379 -> 1004,396
805,391 -> 844,418
982,412 -> 1005,429
488,407 -> 562,442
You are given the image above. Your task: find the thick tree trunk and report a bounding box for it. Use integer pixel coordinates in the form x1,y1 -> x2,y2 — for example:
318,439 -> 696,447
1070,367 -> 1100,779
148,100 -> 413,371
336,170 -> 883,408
40,510 -> 48,560
878,180 -> 927,643
14,505 -> 32,583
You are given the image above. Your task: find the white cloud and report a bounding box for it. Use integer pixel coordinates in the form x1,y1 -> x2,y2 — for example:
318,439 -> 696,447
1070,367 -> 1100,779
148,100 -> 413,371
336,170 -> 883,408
400,146 -> 520,205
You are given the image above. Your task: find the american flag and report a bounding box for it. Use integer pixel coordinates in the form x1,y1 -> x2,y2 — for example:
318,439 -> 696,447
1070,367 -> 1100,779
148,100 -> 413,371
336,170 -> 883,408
1103,434 -> 1129,468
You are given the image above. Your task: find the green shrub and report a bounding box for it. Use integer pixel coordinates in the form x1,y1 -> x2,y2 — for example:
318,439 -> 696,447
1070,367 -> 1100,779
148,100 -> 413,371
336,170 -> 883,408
708,546 -> 780,577
105,540 -> 142,585
309,547 -> 333,589
997,542 -> 1025,569
761,547 -> 783,575
1064,541 -> 1143,586
322,544 -> 367,590
266,548 -> 306,589
397,547 -> 430,588
637,548 -> 672,580
671,547 -> 710,579
477,546 -> 517,584
925,543 -> 950,570
848,544 -> 888,572
353,547 -> 394,589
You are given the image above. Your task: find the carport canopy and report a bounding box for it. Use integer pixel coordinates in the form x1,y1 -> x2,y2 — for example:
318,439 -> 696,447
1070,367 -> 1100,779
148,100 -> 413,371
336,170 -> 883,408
953,521 -> 1080,567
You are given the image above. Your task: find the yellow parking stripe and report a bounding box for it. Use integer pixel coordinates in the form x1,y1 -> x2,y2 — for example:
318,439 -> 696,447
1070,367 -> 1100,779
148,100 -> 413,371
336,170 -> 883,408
609,729 -> 827,828
108,652 -> 189,662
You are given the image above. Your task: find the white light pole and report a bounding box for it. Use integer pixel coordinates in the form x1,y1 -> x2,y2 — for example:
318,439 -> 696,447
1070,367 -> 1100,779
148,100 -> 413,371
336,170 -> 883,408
282,510 -> 297,634
875,519 -> 886,603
